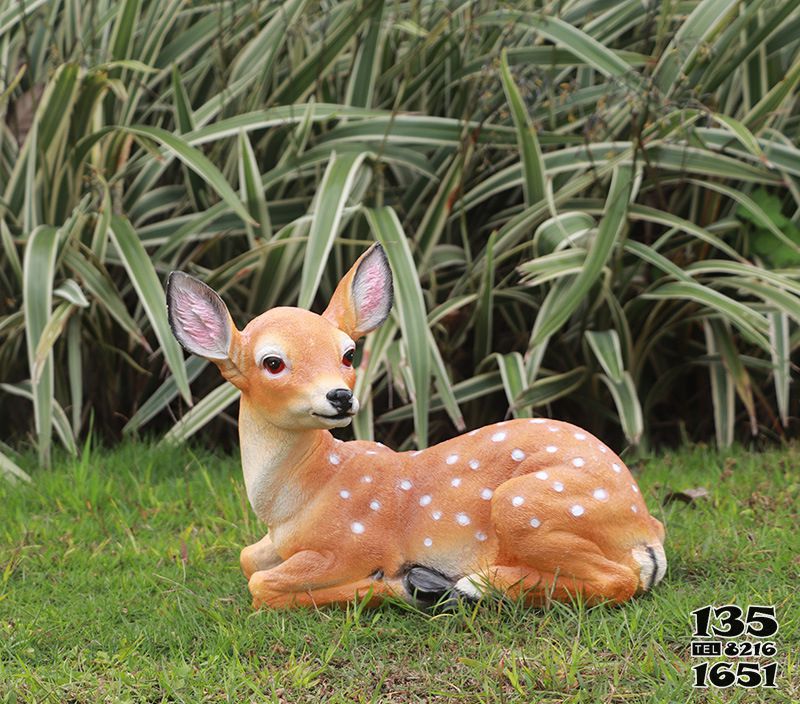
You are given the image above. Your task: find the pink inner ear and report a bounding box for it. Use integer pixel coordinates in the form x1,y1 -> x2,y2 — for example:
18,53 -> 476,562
173,288 -> 227,355
353,255 -> 391,330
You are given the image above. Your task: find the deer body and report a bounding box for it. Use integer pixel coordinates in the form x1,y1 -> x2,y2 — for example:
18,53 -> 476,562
167,244 -> 666,609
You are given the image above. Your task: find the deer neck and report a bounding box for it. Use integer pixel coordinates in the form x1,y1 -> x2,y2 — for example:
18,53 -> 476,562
238,397 -> 332,528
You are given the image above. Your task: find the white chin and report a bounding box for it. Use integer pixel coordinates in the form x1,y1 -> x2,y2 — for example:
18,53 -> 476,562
314,415 -> 353,428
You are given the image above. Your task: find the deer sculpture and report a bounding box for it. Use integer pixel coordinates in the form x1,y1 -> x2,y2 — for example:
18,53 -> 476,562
166,243 -> 666,609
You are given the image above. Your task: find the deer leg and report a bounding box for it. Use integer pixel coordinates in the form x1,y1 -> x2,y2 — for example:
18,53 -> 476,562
250,575 -> 405,609
247,549 -> 384,609
240,533 -> 282,580
484,554 -> 639,606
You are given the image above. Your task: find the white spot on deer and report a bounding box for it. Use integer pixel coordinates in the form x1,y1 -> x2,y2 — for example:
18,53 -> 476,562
571,504 -> 585,517
632,484 -> 639,493
498,421 -> 507,426
530,418 -> 546,424
469,459 -> 480,470
451,477 -> 462,488
511,449 -> 525,461
512,496 -> 524,507
399,480 -> 412,491
572,457 -> 586,468
475,531 -> 487,542
410,450 -> 422,457
329,454 -> 340,465
574,432 -> 586,440
480,488 -> 493,500
546,445 -> 558,453
491,432 -> 507,442
423,537 -> 433,547
553,481 -> 564,493
593,488 -> 609,501
535,471 -> 548,480
455,512 -> 471,526
530,517 -> 541,528
370,500 -> 381,511
431,510 -> 442,521
366,450 -> 378,455
548,426 -> 559,433
419,494 -> 432,507
361,475 -> 373,483
631,504 -> 638,513
600,446 -> 608,454
351,522 -> 365,534
446,454 -> 459,465
612,463 -> 622,473
339,490 -> 351,499
468,430 -> 478,437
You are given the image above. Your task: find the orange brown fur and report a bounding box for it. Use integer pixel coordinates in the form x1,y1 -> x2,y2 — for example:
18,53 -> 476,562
167,245 -> 667,610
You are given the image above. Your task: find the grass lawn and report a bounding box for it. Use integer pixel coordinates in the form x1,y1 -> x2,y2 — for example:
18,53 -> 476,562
1,441 -> 798,703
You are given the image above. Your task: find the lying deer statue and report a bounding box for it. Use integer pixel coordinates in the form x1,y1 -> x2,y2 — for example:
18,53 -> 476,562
166,244 -> 666,609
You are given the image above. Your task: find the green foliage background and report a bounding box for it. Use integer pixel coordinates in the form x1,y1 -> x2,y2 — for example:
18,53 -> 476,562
1,0 -> 800,474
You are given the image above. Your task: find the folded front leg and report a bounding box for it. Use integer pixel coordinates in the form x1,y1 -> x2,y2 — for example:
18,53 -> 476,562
248,549 -> 368,608
240,533 -> 282,579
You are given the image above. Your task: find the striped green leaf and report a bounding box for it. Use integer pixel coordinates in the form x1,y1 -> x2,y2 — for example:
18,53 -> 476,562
499,49 -> 545,207
366,207 -> 431,447
704,321 -> 736,448
768,312 -> 790,428
108,216 -> 192,403
163,384 -> 241,445
23,225 -> 59,466
298,151 -> 367,309
530,165 -> 632,346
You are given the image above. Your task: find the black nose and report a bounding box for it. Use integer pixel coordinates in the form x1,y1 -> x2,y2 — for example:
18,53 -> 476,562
326,388 -> 353,412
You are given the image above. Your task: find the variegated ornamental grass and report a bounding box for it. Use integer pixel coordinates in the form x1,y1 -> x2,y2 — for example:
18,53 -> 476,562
1,0 -> 799,472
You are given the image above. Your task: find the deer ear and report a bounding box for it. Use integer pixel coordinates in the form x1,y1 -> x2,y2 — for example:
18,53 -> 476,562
167,272 -> 235,360
322,244 -> 393,340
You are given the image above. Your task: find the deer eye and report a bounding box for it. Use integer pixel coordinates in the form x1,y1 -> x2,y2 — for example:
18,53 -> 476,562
342,349 -> 355,367
262,356 -> 286,374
